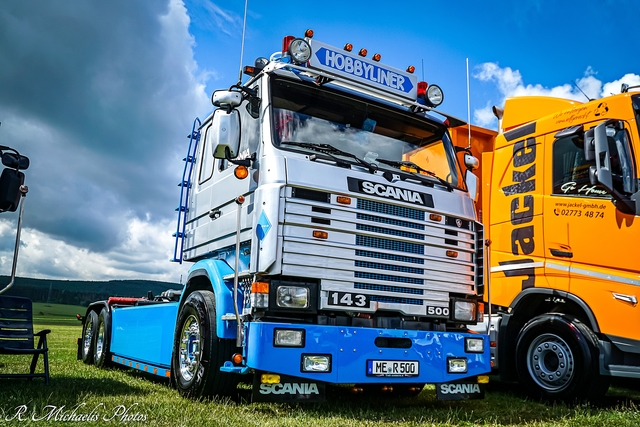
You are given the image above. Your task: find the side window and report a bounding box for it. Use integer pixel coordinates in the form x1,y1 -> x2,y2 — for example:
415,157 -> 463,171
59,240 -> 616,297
552,125 -> 636,196
198,125 -> 214,184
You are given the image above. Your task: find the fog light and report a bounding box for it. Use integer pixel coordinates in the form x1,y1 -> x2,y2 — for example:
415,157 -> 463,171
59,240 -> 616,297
302,355 -> 331,372
288,38 -> 311,64
276,286 -> 309,309
274,329 -> 304,347
454,300 -> 477,322
261,374 -> 280,384
447,357 -> 468,373
465,337 -> 484,353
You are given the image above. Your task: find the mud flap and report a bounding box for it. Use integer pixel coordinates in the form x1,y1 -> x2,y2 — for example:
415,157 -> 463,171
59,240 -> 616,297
252,373 -> 326,402
436,379 -> 485,401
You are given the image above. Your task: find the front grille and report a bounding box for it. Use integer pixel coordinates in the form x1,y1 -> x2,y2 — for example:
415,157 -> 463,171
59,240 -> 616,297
281,186 -> 478,317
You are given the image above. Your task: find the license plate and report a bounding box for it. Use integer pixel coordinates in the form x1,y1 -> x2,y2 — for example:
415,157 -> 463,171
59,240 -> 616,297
367,360 -> 419,377
327,291 -> 370,308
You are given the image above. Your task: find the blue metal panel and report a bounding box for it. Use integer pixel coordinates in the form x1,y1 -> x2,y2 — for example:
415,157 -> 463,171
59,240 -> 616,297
110,303 -> 178,368
185,259 -> 241,339
245,322 -> 489,384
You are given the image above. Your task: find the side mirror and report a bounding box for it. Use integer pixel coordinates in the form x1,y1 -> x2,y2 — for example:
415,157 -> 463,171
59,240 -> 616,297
2,152 -> 29,170
0,168 -> 25,212
592,123 -> 613,192
464,153 -> 479,171
211,109 -> 241,159
465,170 -> 479,203
211,90 -> 243,109
583,129 -> 595,161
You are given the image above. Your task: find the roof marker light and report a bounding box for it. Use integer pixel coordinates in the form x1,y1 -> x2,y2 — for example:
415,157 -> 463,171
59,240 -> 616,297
282,35 -> 295,54
417,81 -> 428,97
358,48 -> 367,57
372,53 -> 381,62
305,29 -> 314,38
344,43 -> 353,52
407,65 -> 416,73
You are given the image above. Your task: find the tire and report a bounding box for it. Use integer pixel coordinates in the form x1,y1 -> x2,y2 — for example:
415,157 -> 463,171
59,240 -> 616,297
171,290 -> 238,399
81,310 -> 98,364
515,313 -> 610,401
94,308 -> 112,368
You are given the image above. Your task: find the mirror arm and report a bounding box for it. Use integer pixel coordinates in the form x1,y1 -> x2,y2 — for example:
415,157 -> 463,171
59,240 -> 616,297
229,83 -> 258,99
610,189 -> 637,215
0,185 -> 28,295
224,147 -> 254,167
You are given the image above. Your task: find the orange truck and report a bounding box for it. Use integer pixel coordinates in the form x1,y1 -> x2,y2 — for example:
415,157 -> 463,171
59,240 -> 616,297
451,86 -> 640,400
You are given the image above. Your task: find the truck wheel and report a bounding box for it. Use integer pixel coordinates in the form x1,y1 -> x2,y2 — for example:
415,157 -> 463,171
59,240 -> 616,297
81,310 -> 98,364
94,308 -> 112,368
515,313 -> 609,401
171,290 -> 238,399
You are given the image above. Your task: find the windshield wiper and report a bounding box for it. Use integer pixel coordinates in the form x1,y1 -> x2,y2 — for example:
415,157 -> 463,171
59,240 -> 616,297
282,141 -> 377,173
376,158 -> 453,191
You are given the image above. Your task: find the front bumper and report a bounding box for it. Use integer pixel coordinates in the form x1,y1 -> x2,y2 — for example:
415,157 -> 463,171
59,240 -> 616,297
245,322 -> 490,384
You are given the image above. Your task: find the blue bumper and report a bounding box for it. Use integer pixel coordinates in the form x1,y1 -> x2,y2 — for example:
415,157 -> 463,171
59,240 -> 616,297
245,322 -> 490,384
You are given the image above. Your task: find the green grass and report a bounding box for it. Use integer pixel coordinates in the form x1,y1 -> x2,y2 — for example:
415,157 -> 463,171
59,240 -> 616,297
32,302 -> 87,326
1,317 -> 640,426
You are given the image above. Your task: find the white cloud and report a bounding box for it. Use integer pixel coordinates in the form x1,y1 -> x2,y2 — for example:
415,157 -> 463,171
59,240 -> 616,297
0,0 -> 208,281
0,216 -> 189,282
473,63 -> 640,128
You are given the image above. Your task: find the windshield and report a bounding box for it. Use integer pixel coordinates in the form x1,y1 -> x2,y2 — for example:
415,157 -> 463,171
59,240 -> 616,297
270,77 -> 464,189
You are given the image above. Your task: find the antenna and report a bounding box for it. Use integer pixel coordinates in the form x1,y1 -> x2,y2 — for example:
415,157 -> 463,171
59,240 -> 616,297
236,0 -> 249,85
571,80 -> 592,101
466,58 -> 471,149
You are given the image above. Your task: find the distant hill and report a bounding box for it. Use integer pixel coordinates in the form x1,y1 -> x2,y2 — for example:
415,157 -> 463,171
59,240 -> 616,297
0,276 -> 183,307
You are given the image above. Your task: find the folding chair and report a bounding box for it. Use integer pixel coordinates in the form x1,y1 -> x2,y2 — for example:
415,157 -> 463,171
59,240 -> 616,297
0,296 -> 50,384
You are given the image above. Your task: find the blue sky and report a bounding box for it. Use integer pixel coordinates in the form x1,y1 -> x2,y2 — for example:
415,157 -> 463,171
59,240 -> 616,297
0,0 -> 638,282
187,0 -> 640,127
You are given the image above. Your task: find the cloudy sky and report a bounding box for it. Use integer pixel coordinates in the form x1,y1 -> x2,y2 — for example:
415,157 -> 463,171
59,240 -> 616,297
1,0 -> 638,283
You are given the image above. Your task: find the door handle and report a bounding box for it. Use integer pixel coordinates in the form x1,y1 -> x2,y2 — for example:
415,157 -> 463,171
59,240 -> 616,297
550,249 -> 573,258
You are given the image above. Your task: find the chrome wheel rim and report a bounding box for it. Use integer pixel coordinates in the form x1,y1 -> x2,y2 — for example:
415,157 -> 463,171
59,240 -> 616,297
526,333 -> 574,392
95,321 -> 104,359
179,314 -> 201,382
83,317 -> 93,356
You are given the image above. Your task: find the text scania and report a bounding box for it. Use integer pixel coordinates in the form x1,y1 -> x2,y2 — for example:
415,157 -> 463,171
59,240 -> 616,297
439,384 -> 482,394
500,137 -> 537,289
259,383 -> 320,395
362,181 -> 424,204
324,50 -> 407,91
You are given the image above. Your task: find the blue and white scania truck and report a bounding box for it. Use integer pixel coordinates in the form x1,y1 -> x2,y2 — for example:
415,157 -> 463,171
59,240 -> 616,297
79,30 -> 491,402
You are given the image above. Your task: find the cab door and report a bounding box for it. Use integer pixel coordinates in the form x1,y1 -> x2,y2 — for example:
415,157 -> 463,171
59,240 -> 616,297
184,92 -> 261,260
549,121 -> 640,342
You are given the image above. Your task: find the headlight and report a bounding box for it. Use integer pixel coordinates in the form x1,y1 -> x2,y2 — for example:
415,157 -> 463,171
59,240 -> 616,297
454,300 -> 477,322
426,84 -> 443,107
465,337 -> 484,353
302,355 -> 331,373
288,38 -> 312,64
276,286 -> 309,309
274,329 -> 305,347
447,357 -> 468,373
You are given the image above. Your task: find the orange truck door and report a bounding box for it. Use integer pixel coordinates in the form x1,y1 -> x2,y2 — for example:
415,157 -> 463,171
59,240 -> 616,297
548,121 -> 640,342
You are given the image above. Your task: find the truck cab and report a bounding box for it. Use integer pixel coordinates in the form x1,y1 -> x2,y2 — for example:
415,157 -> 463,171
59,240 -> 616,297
482,89 -> 640,400
81,31 -> 490,403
